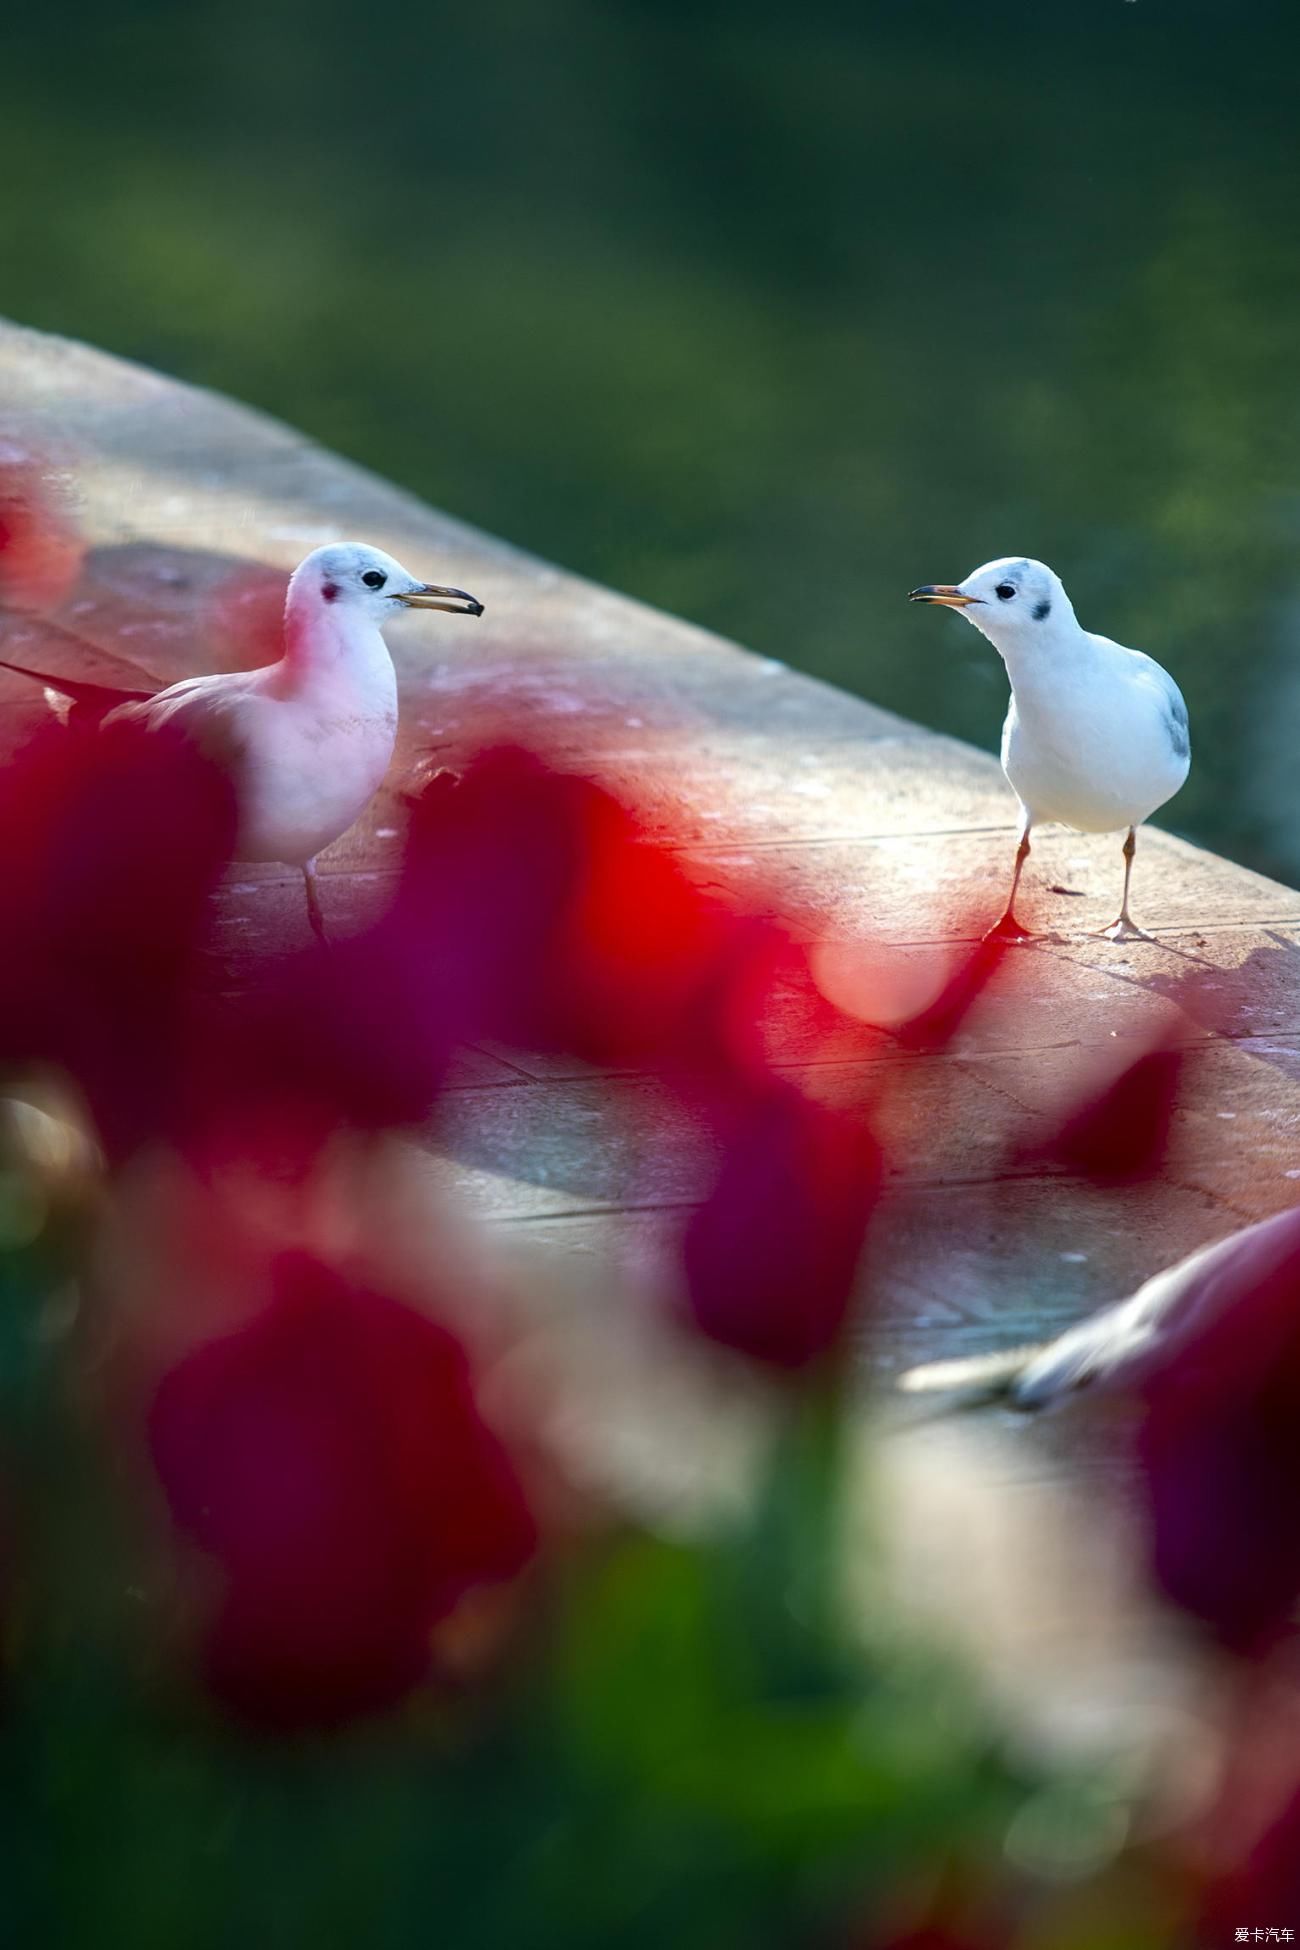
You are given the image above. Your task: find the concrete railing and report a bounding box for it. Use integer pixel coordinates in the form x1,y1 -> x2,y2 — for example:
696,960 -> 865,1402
4,314 -> 1300,1486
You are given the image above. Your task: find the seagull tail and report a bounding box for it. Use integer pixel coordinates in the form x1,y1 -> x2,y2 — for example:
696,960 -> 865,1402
0,657 -> 156,716
895,1342 -> 1047,1410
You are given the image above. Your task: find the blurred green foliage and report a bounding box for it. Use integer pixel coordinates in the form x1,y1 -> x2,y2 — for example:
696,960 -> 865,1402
2,0 -> 1298,878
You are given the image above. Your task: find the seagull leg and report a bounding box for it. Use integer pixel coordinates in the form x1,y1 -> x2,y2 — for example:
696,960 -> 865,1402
984,826 -> 1038,942
1095,826 -> 1155,944
302,857 -> 328,945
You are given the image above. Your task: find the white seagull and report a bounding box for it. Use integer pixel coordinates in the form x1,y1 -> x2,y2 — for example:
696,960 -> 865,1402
898,1202 -> 1300,1411
0,543 -> 483,940
909,558 -> 1189,943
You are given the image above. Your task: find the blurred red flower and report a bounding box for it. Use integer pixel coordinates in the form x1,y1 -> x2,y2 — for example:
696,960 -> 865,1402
389,747 -> 607,1049
546,777 -> 744,1069
193,747 -> 893,1176
186,751 -> 586,1135
1192,1669 -> 1300,1938
259,746 -> 796,1129
890,928 -> 1012,1053
392,746 -> 754,1069
681,1079 -> 881,1369
681,920 -> 867,1088
1014,1042 -> 1181,1186
1135,1220 -> 1300,1651
1202,1780 -> 1300,1928
0,717 -> 236,1156
1055,1044 -> 1181,1184
149,1251 -> 536,1729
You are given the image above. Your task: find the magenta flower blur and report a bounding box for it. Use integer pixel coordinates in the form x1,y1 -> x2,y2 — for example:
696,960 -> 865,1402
150,1253 -> 537,1729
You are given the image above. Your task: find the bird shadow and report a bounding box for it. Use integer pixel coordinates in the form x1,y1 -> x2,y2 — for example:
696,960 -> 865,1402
1123,931 -> 1300,1060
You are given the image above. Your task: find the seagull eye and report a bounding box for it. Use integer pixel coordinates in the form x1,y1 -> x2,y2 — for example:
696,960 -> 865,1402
361,570 -> 387,589
995,582 -> 1016,601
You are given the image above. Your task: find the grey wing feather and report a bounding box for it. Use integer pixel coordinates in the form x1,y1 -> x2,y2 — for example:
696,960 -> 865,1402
1102,642 -> 1189,764
1164,685 -> 1190,761
900,1203 -> 1300,1412
1130,650 -> 1189,762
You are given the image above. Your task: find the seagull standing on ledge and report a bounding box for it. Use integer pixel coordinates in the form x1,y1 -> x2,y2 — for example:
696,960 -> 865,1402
909,558 -> 1189,943
0,543 -> 483,941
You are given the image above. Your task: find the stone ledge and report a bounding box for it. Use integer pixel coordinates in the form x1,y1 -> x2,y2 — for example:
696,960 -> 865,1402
3,316 -> 1300,1506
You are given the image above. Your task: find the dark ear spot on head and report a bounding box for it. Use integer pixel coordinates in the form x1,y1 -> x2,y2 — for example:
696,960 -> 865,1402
322,581 -> 339,603
1032,598 -> 1051,621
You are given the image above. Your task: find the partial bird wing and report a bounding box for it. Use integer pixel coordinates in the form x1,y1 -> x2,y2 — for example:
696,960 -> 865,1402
107,668 -> 265,777
1129,651 -> 1190,763
0,644 -> 267,781
0,654 -> 157,723
1092,636 -> 1190,763
899,1203 -> 1300,1412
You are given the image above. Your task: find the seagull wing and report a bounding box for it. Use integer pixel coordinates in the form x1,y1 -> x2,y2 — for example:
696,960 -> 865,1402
1128,651 -> 1190,763
0,655 -> 157,724
108,671 -> 263,777
899,1204 -> 1300,1412
1093,636 -> 1190,764
2,649 -> 268,781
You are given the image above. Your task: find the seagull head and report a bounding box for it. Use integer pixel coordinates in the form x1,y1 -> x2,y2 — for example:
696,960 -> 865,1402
908,557 -> 1074,656
290,543 -> 484,628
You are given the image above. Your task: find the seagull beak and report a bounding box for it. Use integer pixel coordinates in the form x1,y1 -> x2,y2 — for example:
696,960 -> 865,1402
395,583 -> 485,616
908,584 -> 980,608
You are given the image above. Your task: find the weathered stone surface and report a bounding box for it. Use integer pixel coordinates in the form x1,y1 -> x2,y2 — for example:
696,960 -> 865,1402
677,826 -> 1300,941
4,314 -> 1300,1531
